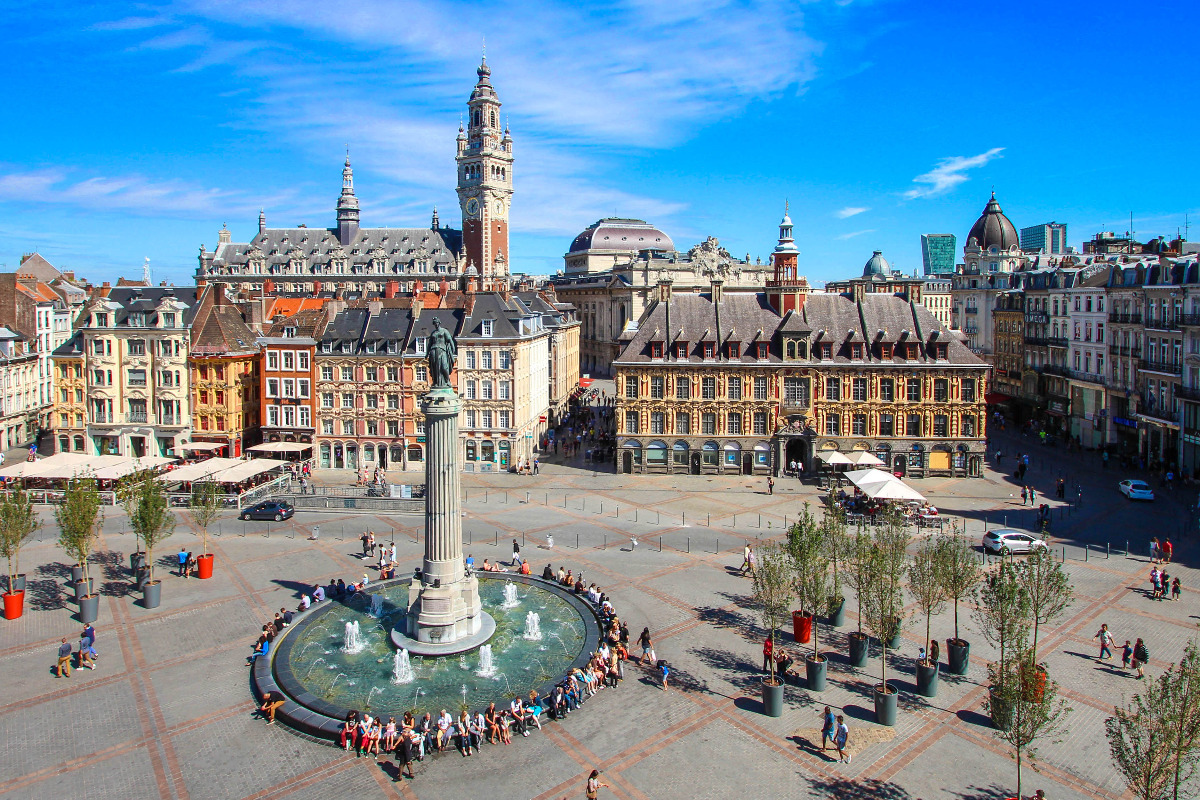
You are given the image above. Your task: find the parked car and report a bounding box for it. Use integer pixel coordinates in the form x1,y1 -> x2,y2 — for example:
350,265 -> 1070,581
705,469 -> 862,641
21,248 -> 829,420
240,500 -> 294,522
1118,479 -> 1155,501
982,529 -> 1049,555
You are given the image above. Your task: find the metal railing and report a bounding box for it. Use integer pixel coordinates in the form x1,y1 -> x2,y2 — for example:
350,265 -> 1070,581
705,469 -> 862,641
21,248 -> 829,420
1108,313 -> 1143,324
1139,359 -> 1183,375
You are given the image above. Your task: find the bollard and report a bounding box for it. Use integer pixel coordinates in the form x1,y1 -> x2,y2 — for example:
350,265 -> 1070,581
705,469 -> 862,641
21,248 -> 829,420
707,513 -> 711,527
526,491 -> 530,503
576,533 -> 580,550
504,492 -> 508,504
715,537 -> 719,554
759,513 -> 762,528
485,490 -> 488,503
1125,540 -> 1129,558
522,532 -> 526,547
1061,546 -> 1065,563
494,530 -> 498,546
657,510 -> 660,524
266,522 -> 270,538
564,496 -> 568,508
340,524 -> 344,541
242,522 -> 247,537
546,494 -> 549,506
603,534 -> 607,550
658,536 -> 662,552
733,514 -> 736,528
687,537 -> 691,553
682,511 -> 686,526
1106,542 -> 1110,559
600,502 -> 604,514
1085,544 -> 1089,562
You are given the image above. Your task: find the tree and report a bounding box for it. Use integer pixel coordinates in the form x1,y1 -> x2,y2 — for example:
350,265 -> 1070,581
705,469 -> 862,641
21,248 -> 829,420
0,486 -> 39,593
119,470 -> 175,583
935,525 -> 982,645
55,477 -> 102,594
188,480 -> 221,556
823,497 -> 849,616
842,521 -> 874,635
1163,642 -> 1200,800
908,536 -> 947,665
992,651 -> 1071,798
1015,547 -> 1073,658
788,503 -> 830,662
751,542 -> 794,686
859,513 -> 909,692
975,560 -> 1030,707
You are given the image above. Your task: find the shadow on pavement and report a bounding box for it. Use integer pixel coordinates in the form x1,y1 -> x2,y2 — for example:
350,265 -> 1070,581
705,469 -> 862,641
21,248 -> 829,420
803,776 -> 915,799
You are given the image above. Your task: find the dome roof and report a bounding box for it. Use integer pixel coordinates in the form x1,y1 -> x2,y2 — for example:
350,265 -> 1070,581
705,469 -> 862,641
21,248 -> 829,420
863,250 -> 892,279
568,218 -> 674,254
967,193 -> 1019,251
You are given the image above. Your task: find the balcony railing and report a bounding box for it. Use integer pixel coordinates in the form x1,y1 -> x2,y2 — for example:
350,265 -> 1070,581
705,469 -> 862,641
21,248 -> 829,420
1178,314 -> 1200,327
1046,337 -> 1068,348
1138,398 -> 1178,424
964,307 -> 979,314
160,415 -> 180,426
127,412 -> 148,423
91,414 -> 113,424
1140,359 -> 1183,376
1109,344 -> 1129,356
1039,364 -> 1072,378
1144,317 -> 1182,332
1108,313 -> 1143,324
1175,385 -> 1200,402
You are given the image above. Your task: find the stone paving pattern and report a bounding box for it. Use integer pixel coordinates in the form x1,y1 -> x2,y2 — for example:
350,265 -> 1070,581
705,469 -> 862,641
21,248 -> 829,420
1,427 -> 1196,799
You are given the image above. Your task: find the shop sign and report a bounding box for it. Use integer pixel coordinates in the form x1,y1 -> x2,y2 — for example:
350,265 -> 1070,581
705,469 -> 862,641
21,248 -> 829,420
1112,417 -> 1138,429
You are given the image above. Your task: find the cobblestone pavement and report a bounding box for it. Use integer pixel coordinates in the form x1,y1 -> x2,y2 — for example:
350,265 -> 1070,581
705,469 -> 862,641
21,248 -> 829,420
1,432 -> 1194,800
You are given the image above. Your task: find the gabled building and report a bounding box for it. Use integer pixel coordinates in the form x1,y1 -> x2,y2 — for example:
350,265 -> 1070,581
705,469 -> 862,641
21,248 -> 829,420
188,284 -> 261,457
50,332 -> 87,453
0,326 -> 37,449
258,307 -> 327,453
950,193 -> 1028,357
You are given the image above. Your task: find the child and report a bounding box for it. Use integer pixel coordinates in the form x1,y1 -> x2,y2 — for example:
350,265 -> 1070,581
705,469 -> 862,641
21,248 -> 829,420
659,659 -> 670,691
1121,640 -> 1133,670
1172,577 -> 1182,601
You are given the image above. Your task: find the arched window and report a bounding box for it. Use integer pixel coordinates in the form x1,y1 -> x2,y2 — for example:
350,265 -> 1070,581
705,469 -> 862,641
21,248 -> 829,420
73,435 -> 84,452
490,110 -> 497,128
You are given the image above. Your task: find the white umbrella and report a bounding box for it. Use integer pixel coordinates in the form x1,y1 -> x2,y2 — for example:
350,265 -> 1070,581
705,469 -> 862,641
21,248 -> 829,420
845,450 -> 885,467
844,468 -> 897,490
817,451 -> 854,466
863,480 -> 926,502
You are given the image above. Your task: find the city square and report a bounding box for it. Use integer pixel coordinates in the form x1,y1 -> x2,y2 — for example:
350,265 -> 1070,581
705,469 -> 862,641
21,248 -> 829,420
0,423 -> 1194,799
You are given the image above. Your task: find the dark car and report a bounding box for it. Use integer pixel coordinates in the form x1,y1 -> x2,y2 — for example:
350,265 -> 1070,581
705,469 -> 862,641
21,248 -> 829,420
239,501 -> 294,522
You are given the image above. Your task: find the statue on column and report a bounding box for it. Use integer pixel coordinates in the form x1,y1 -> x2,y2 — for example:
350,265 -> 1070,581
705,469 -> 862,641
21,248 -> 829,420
427,318 -> 457,390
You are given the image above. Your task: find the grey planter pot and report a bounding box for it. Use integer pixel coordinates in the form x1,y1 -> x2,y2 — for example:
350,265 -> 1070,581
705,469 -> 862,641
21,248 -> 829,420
78,594 -> 100,624
947,639 -> 970,675
6,574 -> 25,594
989,687 -> 1012,730
142,580 -> 162,609
130,551 -> 146,573
71,564 -> 84,583
73,578 -> 93,602
874,684 -> 898,726
806,655 -> 827,692
134,567 -> 150,592
886,618 -> 902,650
827,596 -> 846,627
916,661 -> 939,697
762,677 -> 784,717
848,632 -> 869,667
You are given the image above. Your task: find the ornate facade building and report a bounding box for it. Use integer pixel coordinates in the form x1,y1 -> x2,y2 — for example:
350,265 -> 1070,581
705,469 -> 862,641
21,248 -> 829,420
992,290 -> 1025,400
258,307 -> 325,452
950,193 -> 1028,356
188,284 -> 261,457
196,60 -> 512,296
554,234 -> 772,377
74,286 -> 197,457
613,217 -> 990,478
0,326 -> 38,450
50,333 -> 87,453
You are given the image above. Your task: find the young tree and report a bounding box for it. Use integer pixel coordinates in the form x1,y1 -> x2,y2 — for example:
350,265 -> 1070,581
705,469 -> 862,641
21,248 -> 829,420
1016,547 -> 1073,658
859,514 -> 909,692
0,486 -> 40,593
55,477 -> 102,594
752,542 -> 794,686
975,560 -> 1030,716
992,652 -> 1071,798
120,470 -> 175,583
908,536 -> 947,665
788,503 -> 830,662
823,498 -> 848,616
842,521 -> 874,635
936,525 -> 982,646
1163,642 -> 1200,800
188,480 -> 221,556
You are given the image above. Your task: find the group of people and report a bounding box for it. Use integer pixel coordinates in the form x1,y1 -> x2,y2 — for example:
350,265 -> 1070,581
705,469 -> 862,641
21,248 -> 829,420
1094,624 -> 1152,679
53,624 -> 98,678
1148,566 -> 1181,602
176,548 -> 200,578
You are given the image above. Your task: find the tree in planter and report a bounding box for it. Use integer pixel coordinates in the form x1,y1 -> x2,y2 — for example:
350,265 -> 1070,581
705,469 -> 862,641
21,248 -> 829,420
858,515 -> 909,696
788,503 -> 831,665
822,496 -> 849,618
55,477 -> 102,595
1014,546 -> 1072,660
119,471 -> 175,584
188,480 -> 221,557
0,486 -> 39,593
842,521 -> 874,637
938,525 -> 982,649
908,536 -> 947,666
974,560 -> 1030,717
991,650 -> 1071,799
751,542 -> 795,688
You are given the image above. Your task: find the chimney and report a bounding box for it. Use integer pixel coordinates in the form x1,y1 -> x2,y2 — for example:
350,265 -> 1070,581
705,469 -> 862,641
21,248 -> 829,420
657,278 -> 672,303
384,280 -> 399,299
214,283 -> 226,306
414,279 -> 423,294
368,299 -> 383,316
710,278 -> 724,305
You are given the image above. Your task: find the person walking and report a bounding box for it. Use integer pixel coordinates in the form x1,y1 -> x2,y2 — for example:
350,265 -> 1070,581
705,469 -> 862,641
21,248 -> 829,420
834,715 -> 851,764
511,539 -> 522,567
361,532 -> 371,556
767,477 -> 774,495
56,638 -> 73,677
638,627 -> 655,665
929,638 -> 940,667
1029,487 -> 1036,505
585,769 -> 609,800
1121,640 -> 1133,670
821,706 -> 836,751
1172,577 -> 1182,601
533,456 -> 539,475
82,623 -> 98,663
762,636 -> 774,672
177,547 -> 189,577
739,544 -> 754,576
1162,539 -> 1173,565
1094,624 -> 1114,661
1132,638 -> 1149,679
1020,486 -> 1028,505
1056,477 -> 1065,499
309,524 -> 320,541
1150,537 -> 1161,564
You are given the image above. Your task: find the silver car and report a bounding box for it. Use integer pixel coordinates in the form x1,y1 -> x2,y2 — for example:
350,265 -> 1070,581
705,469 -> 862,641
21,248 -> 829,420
982,529 -> 1049,555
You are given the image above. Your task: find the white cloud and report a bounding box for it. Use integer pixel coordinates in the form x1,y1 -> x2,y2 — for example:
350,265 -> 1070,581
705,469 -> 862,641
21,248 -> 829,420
835,229 -> 874,240
836,206 -> 868,218
904,147 -> 1004,199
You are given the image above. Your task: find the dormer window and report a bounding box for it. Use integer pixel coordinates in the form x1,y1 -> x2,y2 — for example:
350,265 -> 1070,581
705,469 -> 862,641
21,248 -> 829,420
320,342 -> 332,353
649,342 -> 664,360
283,326 -> 296,338
728,342 -> 740,358
415,337 -> 427,355
935,343 -> 948,360
481,320 -> 494,337
162,313 -> 176,328
94,313 -> 108,327
880,343 -> 894,360
674,342 -> 688,359
756,343 -> 769,359
820,343 -> 832,360
702,342 -> 716,360
905,344 -> 919,360
850,343 -> 863,360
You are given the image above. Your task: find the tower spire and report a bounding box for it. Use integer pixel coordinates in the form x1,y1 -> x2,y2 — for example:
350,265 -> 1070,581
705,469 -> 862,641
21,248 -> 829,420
336,149 -> 360,245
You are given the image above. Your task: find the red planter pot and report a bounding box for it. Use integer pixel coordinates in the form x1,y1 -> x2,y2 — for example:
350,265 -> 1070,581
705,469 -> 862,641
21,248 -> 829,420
3,590 -> 24,620
792,610 -> 813,644
196,553 -> 215,580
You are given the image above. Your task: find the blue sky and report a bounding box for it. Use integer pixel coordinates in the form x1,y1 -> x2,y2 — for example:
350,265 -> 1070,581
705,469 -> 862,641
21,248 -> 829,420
2,0 -> 1198,287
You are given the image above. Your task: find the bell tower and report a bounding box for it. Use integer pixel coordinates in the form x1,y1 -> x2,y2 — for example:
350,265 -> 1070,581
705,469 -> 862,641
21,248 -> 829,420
765,203 -> 809,314
456,56 -> 514,290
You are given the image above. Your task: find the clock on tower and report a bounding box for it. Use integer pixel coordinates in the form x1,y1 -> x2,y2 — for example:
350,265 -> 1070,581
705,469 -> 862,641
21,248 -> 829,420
456,56 -> 514,290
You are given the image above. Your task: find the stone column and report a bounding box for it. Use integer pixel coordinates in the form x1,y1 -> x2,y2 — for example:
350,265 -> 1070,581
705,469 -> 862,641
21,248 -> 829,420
420,389 -> 462,588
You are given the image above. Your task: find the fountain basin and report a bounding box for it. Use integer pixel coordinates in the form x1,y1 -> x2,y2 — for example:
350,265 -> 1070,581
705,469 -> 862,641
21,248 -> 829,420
254,573 -> 600,742
389,611 -> 497,656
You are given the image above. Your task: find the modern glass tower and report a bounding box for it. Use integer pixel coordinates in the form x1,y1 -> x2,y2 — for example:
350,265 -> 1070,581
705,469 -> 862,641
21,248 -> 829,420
1020,222 -> 1068,254
921,233 -> 957,275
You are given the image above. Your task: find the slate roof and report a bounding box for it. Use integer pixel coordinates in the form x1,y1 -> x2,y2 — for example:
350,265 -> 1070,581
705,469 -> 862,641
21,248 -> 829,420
211,226 -> 462,273
191,305 -> 259,355
615,290 -> 985,367
86,287 -> 198,327
52,331 -> 84,358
